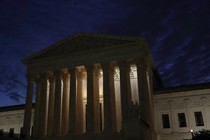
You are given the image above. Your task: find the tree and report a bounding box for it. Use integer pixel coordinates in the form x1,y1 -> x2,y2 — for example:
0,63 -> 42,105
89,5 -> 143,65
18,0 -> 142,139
192,129 -> 210,140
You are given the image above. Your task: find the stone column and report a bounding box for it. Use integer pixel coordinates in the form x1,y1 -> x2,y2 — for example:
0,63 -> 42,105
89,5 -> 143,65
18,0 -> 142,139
136,60 -> 149,124
23,75 -> 34,137
146,68 -> 157,139
33,78 -> 41,137
61,73 -> 70,135
118,61 -> 132,122
136,59 -> 151,140
69,68 -> 77,134
86,65 -> 95,133
76,70 -> 85,134
110,66 -> 117,132
47,75 -> 55,136
93,66 -> 101,132
53,71 -> 63,136
101,63 -> 112,132
39,73 -> 48,137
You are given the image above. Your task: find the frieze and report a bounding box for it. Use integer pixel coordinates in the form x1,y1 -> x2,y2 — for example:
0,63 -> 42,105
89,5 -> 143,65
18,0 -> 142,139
190,100 -> 202,107
29,35 -> 135,61
174,102 -> 185,109
159,103 -> 170,110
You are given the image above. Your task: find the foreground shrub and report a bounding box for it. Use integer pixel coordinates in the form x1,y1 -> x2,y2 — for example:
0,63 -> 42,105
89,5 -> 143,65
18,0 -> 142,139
193,129 -> 210,140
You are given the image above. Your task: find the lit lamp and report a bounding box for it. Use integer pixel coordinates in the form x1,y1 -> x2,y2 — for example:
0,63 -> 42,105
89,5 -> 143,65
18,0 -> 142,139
190,129 -> 194,139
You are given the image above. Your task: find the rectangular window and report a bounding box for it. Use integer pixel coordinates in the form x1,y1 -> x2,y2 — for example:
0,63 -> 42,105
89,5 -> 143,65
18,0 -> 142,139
178,113 -> 187,127
162,114 -> 170,128
194,111 -> 204,126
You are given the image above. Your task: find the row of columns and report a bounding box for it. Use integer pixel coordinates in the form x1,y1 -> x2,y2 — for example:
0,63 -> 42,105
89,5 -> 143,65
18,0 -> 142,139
23,59 -> 152,138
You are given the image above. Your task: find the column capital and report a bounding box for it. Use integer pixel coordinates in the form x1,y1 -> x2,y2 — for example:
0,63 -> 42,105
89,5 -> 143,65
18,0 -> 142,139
97,69 -> 103,78
77,71 -> 86,80
62,73 -> 69,82
113,67 -> 120,80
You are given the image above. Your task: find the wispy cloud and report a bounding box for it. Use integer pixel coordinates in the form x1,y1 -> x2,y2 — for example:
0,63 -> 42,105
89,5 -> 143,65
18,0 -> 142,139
0,0 -> 210,105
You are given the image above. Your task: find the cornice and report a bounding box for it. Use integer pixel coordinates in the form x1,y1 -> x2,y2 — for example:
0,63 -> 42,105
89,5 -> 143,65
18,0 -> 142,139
22,33 -> 146,64
23,33 -> 157,76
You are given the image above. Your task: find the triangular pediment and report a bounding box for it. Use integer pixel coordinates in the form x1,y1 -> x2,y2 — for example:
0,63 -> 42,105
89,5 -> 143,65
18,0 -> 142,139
23,32 -> 141,64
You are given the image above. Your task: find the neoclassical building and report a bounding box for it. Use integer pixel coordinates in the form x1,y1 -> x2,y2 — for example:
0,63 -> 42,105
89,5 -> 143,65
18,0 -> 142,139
21,32 -> 158,139
13,32 -> 209,140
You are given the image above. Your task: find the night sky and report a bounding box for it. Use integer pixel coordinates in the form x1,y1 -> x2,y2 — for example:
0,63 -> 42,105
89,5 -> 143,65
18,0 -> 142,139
0,0 -> 210,107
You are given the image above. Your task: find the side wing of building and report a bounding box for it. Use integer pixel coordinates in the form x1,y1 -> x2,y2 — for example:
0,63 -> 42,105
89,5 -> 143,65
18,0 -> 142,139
154,83 -> 210,140
0,104 -> 34,135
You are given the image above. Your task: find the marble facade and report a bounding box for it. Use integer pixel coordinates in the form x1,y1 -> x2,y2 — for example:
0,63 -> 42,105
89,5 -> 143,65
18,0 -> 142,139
1,33 -> 210,140
22,33 -> 157,139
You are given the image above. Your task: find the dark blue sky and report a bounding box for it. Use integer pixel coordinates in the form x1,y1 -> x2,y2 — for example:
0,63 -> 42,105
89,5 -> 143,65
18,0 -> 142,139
0,0 -> 210,106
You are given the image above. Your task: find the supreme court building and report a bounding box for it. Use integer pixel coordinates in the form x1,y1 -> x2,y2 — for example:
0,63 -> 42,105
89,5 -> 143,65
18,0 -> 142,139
20,32 -> 210,140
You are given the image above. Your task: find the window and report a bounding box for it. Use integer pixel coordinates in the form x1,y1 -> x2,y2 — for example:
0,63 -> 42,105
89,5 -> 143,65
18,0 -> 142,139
162,114 -> 170,128
178,113 -> 187,127
194,111 -> 204,126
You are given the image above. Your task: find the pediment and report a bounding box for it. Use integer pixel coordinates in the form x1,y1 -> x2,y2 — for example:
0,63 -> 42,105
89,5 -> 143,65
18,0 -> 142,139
23,32 -> 141,64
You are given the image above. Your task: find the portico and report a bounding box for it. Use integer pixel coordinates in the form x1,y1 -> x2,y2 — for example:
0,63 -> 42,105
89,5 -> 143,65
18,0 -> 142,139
22,33 -> 157,139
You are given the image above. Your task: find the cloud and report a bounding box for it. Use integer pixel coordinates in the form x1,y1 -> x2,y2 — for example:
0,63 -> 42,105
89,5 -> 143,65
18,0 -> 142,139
0,0 -> 210,106
0,65 -> 26,94
7,91 -> 25,103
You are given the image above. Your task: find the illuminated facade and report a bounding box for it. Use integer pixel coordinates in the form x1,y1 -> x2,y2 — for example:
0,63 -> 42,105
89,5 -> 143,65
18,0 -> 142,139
10,32 -> 209,140
21,32 -> 157,139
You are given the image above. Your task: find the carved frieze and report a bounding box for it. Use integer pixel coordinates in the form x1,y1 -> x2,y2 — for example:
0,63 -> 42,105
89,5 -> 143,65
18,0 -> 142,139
159,103 -> 170,110
190,99 -> 202,107
174,102 -> 185,109
30,35 -> 135,61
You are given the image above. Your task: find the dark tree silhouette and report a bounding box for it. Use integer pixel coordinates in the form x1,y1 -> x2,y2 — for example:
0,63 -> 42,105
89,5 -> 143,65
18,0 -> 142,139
192,129 -> 210,140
